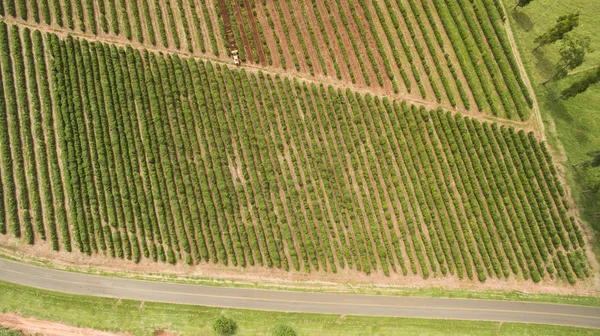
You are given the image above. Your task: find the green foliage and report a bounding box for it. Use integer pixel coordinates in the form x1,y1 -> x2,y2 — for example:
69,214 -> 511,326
515,0 -> 534,8
0,327 -> 25,336
214,316 -> 237,335
545,34 -> 593,84
0,22 -> 587,284
272,325 -> 297,336
560,65 -> 600,99
535,13 -> 580,48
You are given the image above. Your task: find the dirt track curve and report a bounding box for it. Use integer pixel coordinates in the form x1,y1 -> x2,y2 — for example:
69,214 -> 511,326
0,259 -> 598,329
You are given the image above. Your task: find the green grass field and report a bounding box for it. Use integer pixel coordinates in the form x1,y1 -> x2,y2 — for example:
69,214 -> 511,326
0,280 -> 596,336
0,328 -> 24,336
505,0 -> 600,259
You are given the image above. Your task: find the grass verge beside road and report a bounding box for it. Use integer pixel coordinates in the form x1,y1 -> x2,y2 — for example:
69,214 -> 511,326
0,280 -> 596,336
1,250 -> 598,307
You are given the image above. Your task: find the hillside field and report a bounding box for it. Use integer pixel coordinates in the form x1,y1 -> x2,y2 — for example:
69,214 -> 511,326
0,0 -> 534,119
0,0 -> 594,287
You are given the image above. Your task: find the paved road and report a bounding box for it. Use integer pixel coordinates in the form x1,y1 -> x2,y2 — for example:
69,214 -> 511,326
0,258 -> 598,328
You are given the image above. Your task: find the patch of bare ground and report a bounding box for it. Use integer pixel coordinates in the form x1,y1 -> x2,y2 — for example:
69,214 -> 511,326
240,0 -> 266,65
204,0 -> 228,56
303,0 -> 351,84
316,0 -> 369,88
338,0 -> 392,93
229,0 -> 254,63
153,331 -> 177,336
421,0 -> 478,111
252,4 -> 280,68
266,1 -> 309,74
283,0 -> 322,75
0,313 -> 129,336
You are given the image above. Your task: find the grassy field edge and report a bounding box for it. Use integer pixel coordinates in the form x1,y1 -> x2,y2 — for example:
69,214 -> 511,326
502,0 -> 600,264
0,280 -> 598,336
1,250 -> 598,307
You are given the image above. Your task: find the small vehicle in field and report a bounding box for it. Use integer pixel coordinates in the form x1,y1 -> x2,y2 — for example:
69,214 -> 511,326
232,50 -> 240,66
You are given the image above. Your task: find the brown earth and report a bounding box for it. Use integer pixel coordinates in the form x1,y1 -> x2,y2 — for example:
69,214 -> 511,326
214,0 -> 237,54
229,0 -> 253,62
0,313 -> 128,336
240,0 -> 267,65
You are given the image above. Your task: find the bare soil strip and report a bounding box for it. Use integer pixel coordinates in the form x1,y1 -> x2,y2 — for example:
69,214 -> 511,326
229,0 -> 254,62
240,0 -> 267,65
215,0 -> 237,53
0,312 -> 128,336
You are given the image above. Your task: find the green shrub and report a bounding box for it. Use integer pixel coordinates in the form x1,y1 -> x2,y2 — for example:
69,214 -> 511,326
272,325 -> 297,336
213,316 -> 236,335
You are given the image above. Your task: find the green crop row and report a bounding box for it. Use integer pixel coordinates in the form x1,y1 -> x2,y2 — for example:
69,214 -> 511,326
0,24 -> 587,284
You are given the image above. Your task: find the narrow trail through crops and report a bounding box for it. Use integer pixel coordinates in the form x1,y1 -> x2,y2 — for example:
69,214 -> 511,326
497,4 -> 545,138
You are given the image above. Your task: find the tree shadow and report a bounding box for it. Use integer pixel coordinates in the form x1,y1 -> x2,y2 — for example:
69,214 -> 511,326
511,10 -> 533,30
532,49 -> 556,77
542,86 -> 574,122
542,85 -> 591,145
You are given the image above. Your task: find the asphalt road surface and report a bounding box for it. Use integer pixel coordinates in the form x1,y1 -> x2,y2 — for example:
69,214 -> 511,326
0,258 -> 598,328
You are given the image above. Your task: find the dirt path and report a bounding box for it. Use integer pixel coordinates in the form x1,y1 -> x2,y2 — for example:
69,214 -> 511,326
240,0 -> 266,65
252,3 -> 280,68
213,69 -> 266,266
349,0 -> 393,93
498,2 -> 544,137
270,83 -> 325,271
229,0 -> 254,62
295,86 -> 355,271
250,79 -> 297,269
215,0 -> 237,54
204,0 -> 228,56
0,312 -> 128,336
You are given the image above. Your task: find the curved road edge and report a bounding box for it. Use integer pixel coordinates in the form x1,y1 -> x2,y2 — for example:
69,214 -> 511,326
0,258 -> 598,328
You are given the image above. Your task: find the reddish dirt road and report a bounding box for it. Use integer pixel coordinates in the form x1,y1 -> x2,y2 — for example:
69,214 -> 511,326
0,313 -> 129,336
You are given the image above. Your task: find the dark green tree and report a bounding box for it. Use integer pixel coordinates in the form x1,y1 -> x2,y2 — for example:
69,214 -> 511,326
574,151 -> 600,195
580,165 -> 600,194
213,316 -> 236,335
534,13 -> 579,49
543,34 -> 592,85
514,0 -> 534,9
272,325 -> 297,336
560,65 -> 600,99
581,150 -> 600,168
